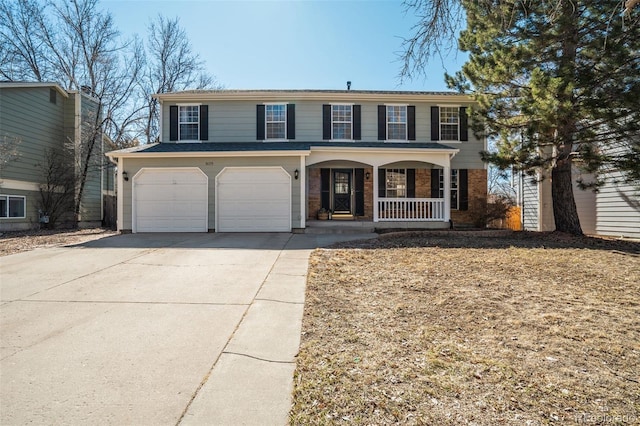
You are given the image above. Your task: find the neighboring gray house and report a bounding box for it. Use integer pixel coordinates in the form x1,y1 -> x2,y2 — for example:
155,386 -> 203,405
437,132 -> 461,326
0,82 -> 105,231
519,167 -> 639,239
107,89 -> 487,233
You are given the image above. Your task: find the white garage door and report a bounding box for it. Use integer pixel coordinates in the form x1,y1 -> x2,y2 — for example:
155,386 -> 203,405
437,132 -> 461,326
216,167 -> 291,232
133,168 -> 208,232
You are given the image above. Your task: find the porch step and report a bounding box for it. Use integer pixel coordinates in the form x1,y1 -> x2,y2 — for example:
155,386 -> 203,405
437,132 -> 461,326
305,220 -> 375,234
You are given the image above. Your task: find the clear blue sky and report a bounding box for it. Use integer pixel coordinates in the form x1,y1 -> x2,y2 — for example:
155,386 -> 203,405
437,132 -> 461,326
102,0 -> 467,91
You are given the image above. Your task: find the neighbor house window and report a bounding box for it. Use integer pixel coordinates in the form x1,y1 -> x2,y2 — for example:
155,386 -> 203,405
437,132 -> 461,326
387,105 -> 407,140
0,195 -> 26,218
179,105 -> 199,141
332,104 -> 352,140
266,104 -> 287,139
386,169 -> 406,198
440,107 -> 459,141
438,169 -> 459,209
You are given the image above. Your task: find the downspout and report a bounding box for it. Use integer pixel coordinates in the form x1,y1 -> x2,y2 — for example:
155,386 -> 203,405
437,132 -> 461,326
158,98 -> 163,142
300,155 -> 306,229
74,92 -> 81,221
117,156 -> 124,231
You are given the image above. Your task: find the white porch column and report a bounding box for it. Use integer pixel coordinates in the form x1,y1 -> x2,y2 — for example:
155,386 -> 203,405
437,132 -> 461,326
300,155 -> 306,229
443,165 -> 451,222
373,164 -> 379,222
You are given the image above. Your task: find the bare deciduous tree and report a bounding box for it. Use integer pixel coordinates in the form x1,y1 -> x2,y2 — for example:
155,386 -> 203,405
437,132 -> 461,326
36,148 -> 76,228
143,15 -> 221,143
0,135 -> 21,175
0,0 -> 49,81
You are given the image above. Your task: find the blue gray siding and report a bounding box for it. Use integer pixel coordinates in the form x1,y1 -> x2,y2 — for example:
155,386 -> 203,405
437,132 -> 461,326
160,99 -> 485,170
596,176 -> 640,239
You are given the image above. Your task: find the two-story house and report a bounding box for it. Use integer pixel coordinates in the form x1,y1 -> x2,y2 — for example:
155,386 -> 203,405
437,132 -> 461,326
0,82 -> 105,231
106,90 -> 487,233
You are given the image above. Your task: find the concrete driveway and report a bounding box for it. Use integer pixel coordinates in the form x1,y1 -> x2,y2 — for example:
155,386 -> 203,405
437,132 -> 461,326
0,232 -> 375,425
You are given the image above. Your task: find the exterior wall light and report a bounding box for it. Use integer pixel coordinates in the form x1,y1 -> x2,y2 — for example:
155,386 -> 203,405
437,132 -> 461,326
294,169 -> 299,180
365,171 -> 370,180
123,171 -> 129,181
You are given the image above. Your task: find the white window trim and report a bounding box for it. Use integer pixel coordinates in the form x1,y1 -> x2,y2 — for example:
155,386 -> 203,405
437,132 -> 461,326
385,168 -> 407,198
438,169 -> 459,210
0,194 -> 27,219
385,104 -> 408,142
264,103 -> 288,141
330,104 -> 353,141
177,103 -> 201,143
438,104 -> 461,143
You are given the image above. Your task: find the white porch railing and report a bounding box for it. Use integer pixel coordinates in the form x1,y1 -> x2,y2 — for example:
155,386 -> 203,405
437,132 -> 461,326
377,198 -> 445,221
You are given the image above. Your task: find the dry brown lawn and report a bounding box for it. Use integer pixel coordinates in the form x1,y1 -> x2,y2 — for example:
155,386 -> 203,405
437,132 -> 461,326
291,231 -> 640,425
0,228 -> 117,256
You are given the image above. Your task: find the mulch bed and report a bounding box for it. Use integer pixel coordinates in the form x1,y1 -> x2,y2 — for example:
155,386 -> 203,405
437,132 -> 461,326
0,228 -> 117,257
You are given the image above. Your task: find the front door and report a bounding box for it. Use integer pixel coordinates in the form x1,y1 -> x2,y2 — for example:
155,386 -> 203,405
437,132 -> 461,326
333,169 -> 352,213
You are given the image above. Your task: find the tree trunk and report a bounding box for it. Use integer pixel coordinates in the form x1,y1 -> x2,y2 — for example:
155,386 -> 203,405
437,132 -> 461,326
551,160 -> 583,235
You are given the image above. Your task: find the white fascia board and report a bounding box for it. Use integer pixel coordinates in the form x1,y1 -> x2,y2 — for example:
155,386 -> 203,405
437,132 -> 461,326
106,150 -> 311,159
154,91 -> 474,104
309,146 -> 460,156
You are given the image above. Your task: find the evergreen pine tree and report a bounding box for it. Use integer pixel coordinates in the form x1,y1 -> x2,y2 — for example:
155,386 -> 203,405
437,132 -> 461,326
447,0 -> 640,234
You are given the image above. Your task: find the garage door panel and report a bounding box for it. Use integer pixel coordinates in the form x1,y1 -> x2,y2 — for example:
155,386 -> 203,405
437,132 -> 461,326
216,167 -> 291,232
134,168 -> 208,233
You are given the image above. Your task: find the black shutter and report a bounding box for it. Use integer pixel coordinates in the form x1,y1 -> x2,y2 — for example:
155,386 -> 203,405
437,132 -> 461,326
407,169 -> 416,198
431,169 -> 440,198
431,106 -> 439,141
459,169 -> 469,211
378,168 -> 386,198
378,105 -> 386,140
199,105 -> 208,141
170,105 -> 178,141
320,169 -> 330,210
459,106 -> 468,141
353,105 -> 361,140
256,105 -> 265,140
287,103 -> 295,139
322,104 -> 331,140
407,106 -> 416,141
355,168 -> 365,216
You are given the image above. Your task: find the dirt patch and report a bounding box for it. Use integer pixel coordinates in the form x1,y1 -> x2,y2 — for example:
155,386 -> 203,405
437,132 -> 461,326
0,228 -> 118,257
291,231 -> 640,425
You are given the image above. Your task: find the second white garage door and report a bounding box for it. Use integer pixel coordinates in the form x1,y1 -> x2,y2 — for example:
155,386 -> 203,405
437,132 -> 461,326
216,167 -> 291,232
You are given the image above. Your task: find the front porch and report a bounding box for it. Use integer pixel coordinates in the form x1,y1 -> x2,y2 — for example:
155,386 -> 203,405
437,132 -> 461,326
307,164 -> 453,224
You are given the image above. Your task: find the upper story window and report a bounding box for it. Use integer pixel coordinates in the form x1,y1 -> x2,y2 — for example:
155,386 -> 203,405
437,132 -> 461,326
266,104 -> 287,139
431,106 -> 467,142
257,104 -> 295,140
0,194 -> 26,218
179,105 -> 199,141
385,169 -> 406,198
169,104 -> 208,142
331,105 -> 352,140
440,107 -> 459,141
386,105 -> 407,141
324,104 -> 360,140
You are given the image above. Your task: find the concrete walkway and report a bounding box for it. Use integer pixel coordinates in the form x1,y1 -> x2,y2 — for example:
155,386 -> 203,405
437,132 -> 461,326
0,232 -> 376,425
